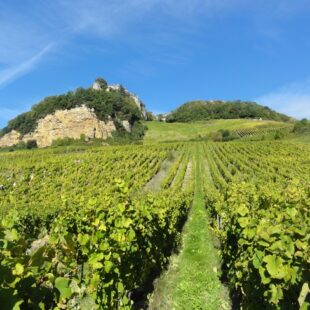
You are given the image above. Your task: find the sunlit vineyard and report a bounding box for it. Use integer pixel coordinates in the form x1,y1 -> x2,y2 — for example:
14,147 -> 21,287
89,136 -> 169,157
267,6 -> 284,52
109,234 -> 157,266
0,144 -> 195,309
233,125 -> 293,140
202,142 -> 310,309
0,141 -> 309,309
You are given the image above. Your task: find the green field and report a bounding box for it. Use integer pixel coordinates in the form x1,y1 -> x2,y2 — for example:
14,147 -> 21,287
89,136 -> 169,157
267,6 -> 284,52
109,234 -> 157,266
143,119 -> 288,143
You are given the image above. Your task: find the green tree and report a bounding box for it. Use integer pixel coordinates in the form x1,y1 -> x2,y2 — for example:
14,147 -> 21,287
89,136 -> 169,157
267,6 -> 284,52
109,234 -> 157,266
26,140 -> 38,149
94,77 -> 108,89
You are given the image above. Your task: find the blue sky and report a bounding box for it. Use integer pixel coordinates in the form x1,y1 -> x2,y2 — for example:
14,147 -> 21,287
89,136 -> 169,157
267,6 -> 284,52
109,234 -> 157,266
1,0 -> 310,128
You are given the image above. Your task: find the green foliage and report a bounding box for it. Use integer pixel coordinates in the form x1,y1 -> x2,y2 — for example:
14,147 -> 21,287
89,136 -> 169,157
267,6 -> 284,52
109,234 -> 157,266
1,186 -> 191,308
234,125 -> 293,141
203,141 -> 310,309
94,77 -> 108,89
1,139 -> 309,309
166,100 -> 291,123
0,143 -> 194,309
219,182 -> 310,308
146,111 -> 155,121
274,130 -> 285,140
51,137 -> 81,147
293,118 -> 310,134
143,119 -> 291,143
26,139 -> 38,149
15,141 -> 27,150
108,121 -> 147,144
209,129 -> 239,142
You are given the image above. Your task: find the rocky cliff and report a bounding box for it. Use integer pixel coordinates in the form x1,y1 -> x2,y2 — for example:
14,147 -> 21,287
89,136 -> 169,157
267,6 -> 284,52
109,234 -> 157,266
0,105 -> 116,148
0,130 -> 21,147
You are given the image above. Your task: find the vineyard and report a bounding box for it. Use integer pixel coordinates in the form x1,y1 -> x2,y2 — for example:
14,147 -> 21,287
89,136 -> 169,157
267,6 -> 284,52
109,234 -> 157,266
233,125 -> 293,140
202,142 -> 310,309
0,141 -> 309,309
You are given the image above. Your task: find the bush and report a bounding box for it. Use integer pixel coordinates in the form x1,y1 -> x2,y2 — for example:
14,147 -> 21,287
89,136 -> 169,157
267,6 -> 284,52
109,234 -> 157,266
274,130 -> 285,140
51,138 -> 77,147
209,129 -> 239,142
26,140 -> 38,149
146,111 -> 155,121
293,119 -> 310,133
94,77 -> 107,89
15,141 -> 27,150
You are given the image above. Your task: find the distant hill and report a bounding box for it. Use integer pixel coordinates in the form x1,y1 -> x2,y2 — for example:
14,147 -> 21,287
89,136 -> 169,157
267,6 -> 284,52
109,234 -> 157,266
166,100 -> 291,123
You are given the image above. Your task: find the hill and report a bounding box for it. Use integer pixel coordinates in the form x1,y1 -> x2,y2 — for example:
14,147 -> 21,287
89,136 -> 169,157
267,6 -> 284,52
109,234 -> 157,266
166,100 -> 291,123
143,119 -> 290,143
0,78 -> 147,148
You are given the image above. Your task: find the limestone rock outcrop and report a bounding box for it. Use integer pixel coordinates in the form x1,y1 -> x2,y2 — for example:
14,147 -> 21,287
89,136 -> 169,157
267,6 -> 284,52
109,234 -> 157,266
0,105 -> 116,148
121,120 -> 132,133
0,130 -> 21,147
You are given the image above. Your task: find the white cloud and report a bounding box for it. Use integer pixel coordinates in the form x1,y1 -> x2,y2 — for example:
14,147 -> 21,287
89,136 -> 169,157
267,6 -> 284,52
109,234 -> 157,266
0,0 -> 219,87
0,44 -> 54,88
0,107 -> 26,129
256,79 -> 310,119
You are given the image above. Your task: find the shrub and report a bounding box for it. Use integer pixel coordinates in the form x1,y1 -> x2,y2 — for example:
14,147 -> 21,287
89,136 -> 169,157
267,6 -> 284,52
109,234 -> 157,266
26,140 -> 38,149
293,119 -> 310,133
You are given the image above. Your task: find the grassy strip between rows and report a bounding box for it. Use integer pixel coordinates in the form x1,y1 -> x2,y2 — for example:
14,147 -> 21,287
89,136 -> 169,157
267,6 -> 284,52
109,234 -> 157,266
149,143 -> 230,309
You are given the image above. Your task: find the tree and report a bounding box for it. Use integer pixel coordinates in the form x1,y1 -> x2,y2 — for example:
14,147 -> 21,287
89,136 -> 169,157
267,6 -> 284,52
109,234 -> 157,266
293,119 -> 310,133
94,77 -> 108,89
146,112 -> 155,121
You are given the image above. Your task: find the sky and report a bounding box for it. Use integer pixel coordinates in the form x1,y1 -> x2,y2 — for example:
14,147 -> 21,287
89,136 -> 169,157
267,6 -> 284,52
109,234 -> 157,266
0,0 -> 310,128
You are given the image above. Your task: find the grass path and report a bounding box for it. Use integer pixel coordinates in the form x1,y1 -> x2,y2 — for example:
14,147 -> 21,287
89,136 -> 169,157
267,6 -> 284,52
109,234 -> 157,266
149,144 -> 230,310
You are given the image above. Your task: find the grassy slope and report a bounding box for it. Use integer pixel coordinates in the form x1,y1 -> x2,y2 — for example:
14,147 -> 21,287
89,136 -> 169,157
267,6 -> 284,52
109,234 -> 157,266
149,143 -> 229,310
143,119 -> 288,143
284,132 -> 310,143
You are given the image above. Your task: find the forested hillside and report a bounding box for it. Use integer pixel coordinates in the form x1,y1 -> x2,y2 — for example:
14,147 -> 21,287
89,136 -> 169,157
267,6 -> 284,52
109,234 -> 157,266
166,100 -> 291,123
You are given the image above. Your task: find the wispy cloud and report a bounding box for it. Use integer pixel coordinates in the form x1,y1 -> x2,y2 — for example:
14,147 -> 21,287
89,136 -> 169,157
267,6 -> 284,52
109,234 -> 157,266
0,44 -> 54,88
256,79 -> 310,119
1,0 -> 310,89
0,0 -> 222,87
0,107 -> 26,128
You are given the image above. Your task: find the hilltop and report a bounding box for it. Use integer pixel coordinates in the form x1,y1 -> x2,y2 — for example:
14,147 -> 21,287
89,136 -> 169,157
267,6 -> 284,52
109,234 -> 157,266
0,78 -> 147,148
166,100 -> 291,123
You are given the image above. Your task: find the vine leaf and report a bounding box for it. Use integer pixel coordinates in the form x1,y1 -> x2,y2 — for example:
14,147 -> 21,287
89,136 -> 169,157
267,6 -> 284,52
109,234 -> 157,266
55,277 -> 72,300
263,255 -> 285,279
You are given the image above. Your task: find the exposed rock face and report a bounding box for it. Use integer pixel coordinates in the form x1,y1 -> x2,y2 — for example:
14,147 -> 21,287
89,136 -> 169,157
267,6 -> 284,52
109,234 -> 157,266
131,94 -> 147,119
0,130 -> 21,147
122,120 -> 132,132
92,81 -> 102,90
106,84 -> 122,92
0,106 -> 116,148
